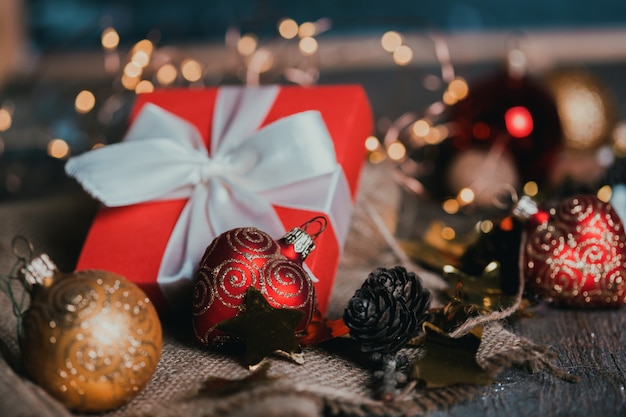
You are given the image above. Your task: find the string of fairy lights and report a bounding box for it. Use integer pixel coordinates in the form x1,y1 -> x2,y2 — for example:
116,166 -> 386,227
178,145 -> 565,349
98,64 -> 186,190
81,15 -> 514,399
2,15 -> 626,245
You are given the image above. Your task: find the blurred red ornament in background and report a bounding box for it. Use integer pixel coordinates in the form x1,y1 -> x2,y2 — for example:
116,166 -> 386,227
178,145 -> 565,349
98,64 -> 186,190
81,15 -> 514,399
419,69 -> 562,203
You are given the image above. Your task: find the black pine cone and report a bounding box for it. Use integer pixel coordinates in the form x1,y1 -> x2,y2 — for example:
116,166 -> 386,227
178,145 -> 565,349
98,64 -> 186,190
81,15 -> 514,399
364,266 -> 430,315
343,266 -> 431,354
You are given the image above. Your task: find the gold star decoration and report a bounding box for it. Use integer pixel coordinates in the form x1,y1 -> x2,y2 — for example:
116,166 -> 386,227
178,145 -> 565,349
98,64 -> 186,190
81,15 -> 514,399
216,287 -> 305,368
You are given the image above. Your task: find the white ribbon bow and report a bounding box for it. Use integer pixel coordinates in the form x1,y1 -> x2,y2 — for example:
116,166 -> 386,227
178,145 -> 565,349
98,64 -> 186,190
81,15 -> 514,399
65,86 -> 352,306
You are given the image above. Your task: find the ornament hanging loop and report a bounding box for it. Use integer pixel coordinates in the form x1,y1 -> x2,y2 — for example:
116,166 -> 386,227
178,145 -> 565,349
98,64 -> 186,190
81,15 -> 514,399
11,235 -> 34,264
1,236 -> 37,330
300,216 -> 327,241
491,183 -> 519,211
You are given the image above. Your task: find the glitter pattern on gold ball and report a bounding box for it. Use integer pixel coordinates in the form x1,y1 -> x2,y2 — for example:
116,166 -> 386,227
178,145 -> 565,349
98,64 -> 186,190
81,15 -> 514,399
19,263 -> 162,412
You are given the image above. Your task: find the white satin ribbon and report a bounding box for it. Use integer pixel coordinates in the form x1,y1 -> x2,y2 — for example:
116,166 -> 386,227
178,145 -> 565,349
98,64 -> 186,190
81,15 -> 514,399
65,86 -> 352,307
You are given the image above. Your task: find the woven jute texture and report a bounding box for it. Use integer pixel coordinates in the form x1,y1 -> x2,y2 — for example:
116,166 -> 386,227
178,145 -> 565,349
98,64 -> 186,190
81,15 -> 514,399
0,163 -> 481,417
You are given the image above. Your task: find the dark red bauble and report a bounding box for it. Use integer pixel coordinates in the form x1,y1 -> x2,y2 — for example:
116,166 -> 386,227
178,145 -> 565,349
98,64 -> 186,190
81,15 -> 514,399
524,195 -> 626,308
192,226 -> 317,344
419,70 -> 562,201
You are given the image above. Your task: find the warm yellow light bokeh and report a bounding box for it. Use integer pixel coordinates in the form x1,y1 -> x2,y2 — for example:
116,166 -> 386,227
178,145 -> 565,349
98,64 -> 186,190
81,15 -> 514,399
364,135 -> 380,151
101,27 -> 119,50
523,181 -> 539,197
75,90 -> 96,114
458,187 -> 475,204
597,185 -> 612,202
448,78 -> 469,100
237,34 -> 258,56
135,80 -> 154,94
442,199 -> 460,214
48,139 -> 70,159
181,59 -> 203,82
0,108 -> 12,131
278,18 -> 298,39
156,64 -> 177,85
392,45 -> 412,65
412,119 -> 430,137
381,31 -> 402,53
387,142 -> 406,161
299,37 -> 318,55
298,22 -> 316,38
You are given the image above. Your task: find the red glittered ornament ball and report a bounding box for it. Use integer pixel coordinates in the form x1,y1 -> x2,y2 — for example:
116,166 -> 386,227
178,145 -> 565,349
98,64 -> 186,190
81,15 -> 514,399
522,195 -> 626,308
192,217 -> 326,344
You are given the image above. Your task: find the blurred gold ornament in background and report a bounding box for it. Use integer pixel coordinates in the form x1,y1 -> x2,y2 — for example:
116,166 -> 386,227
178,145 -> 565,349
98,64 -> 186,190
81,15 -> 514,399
545,69 -> 615,151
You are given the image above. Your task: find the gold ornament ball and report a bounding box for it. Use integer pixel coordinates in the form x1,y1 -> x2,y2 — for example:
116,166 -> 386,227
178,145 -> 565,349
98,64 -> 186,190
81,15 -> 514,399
19,268 -> 162,412
544,69 -> 615,151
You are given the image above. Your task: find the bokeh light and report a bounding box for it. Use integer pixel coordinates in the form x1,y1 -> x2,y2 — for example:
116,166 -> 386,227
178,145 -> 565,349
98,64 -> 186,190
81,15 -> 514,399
47,139 -> 70,159
392,45 -> 413,66
123,62 -> 142,78
299,37 -> 318,56
131,51 -> 150,68
412,119 -> 430,137
121,74 -> 140,90
441,226 -> 456,240
381,31 -> 402,53
387,141 -> 406,161
278,18 -> 298,39
156,64 -> 177,85
298,22 -> 316,38
364,135 -> 381,151
458,187 -> 475,204
597,184 -> 612,202
448,78 -> 469,100
75,90 -> 96,114
133,39 -> 154,55
505,106 -> 534,138
0,108 -> 12,131
523,181 -> 539,197
181,59 -> 203,82
442,198 -> 460,214
135,80 -> 154,94
237,34 -> 258,56
101,27 -> 119,50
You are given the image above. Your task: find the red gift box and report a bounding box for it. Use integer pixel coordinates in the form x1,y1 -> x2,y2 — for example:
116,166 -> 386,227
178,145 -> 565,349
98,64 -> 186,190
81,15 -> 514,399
72,85 -> 372,316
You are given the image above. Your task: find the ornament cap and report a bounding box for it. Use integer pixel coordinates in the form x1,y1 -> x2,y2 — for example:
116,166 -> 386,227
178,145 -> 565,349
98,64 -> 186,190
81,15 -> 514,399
512,195 -> 538,220
512,195 -> 550,227
279,216 -> 327,262
24,254 -> 57,288
281,228 -> 316,260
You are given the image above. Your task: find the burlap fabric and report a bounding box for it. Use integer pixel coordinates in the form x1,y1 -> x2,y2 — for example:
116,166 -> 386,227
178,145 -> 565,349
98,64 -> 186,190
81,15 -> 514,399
2,162 -> 550,417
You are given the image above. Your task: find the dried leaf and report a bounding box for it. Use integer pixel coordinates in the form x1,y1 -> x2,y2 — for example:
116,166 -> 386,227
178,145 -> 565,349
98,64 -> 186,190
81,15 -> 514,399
410,322 -> 493,387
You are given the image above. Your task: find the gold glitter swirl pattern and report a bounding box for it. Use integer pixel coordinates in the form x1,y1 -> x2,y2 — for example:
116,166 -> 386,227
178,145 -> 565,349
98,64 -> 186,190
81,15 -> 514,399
193,226 -> 316,344
260,257 -> 314,311
19,270 -> 162,412
554,195 -> 598,229
212,258 -> 259,308
192,266 -> 215,316
227,227 -> 280,260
